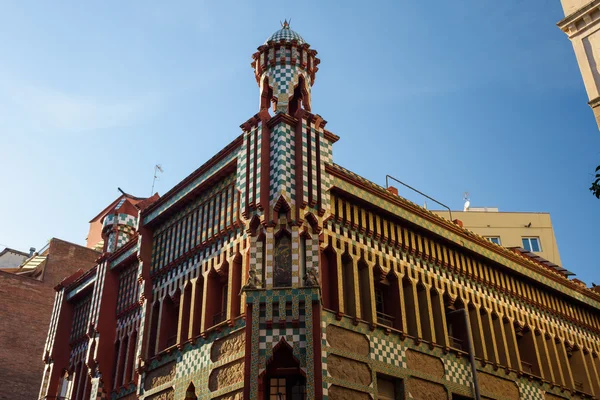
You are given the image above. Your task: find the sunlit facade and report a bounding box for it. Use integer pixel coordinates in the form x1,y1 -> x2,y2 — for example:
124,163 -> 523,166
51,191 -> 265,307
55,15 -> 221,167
39,23 -> 600,400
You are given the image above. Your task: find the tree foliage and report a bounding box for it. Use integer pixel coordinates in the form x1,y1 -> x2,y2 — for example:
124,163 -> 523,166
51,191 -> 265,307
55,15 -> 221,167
591,165 -> 600,199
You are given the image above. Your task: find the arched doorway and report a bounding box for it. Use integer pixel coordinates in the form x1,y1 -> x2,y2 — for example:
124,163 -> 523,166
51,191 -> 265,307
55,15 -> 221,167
261,339 -> 306,399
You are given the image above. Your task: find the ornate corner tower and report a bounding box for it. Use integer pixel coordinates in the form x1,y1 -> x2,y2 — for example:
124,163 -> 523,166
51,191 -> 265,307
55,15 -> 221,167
252,20 -> 319,115
238,22 -> 338,399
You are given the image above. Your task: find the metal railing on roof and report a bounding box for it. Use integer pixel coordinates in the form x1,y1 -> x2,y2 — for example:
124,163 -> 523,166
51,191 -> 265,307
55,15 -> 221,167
385,175 -> 453,221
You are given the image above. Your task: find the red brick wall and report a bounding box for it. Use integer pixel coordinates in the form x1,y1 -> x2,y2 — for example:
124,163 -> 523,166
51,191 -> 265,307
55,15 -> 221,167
0,238 -> 98,400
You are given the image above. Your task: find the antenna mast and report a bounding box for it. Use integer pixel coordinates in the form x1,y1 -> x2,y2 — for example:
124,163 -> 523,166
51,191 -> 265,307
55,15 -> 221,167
463,192 -> 470,211
151,164 -> 163,195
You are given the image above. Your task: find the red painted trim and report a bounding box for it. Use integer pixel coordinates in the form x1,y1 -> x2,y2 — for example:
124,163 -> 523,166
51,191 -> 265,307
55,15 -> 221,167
312,301 -> 323,399
142,135 -> 243,221
294,110 -> 305,221
243,302 -> 253,400
259,110 -> 271,222
324,129 -> 340,143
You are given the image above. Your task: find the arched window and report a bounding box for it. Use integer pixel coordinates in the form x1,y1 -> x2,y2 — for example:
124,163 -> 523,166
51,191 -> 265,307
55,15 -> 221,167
273,232 -> 292,287
185,382 -> 198,400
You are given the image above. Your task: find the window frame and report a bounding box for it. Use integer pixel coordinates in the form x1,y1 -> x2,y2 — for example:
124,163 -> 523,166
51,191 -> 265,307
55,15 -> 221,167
522,237 -> 542,252
485,236 -> 501,245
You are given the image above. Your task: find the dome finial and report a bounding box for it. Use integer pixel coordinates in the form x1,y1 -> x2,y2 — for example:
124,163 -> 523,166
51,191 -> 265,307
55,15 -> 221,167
281,19 -> 291,29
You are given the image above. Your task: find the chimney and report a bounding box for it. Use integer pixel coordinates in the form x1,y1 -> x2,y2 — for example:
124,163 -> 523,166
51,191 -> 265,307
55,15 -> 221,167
387,186 -> 398,196
29,247 -> 36,257
453,219 -> 464,228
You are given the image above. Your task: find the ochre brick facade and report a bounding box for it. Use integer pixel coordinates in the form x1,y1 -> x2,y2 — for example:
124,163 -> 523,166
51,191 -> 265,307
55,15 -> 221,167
0,238 -> 98,400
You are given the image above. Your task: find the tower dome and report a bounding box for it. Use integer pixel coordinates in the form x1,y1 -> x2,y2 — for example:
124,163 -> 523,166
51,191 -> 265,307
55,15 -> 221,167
265,21 -> 305,44
251,21 -> 320,115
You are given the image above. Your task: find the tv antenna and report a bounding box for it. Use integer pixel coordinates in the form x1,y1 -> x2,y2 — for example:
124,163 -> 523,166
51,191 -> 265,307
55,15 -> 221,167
463,192 -> 470,211
151,164 -> 163,195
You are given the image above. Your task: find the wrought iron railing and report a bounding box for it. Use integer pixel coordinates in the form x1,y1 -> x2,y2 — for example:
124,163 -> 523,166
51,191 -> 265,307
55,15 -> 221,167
448,336 -> 464,351
213,311 -> 226,326
376,311 -> 395,327
521,360 -> 533,374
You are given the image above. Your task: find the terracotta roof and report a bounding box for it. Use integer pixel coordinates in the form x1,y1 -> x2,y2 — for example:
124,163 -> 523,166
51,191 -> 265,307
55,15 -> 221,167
89,192 -> 149,223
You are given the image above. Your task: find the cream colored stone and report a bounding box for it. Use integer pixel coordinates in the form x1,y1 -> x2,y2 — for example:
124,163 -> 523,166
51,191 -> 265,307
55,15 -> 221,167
406,349 -> 444,379
560,0 -> 595,16
208,359 -> 245,391
327,354 -> 372,386
406,378 -> 447,400
144,362 -> 176,391
214,389 -> 244,400
326,324 -> 370,356
328,385 -> 370,400
477,372 -> 519,400
211,330 -> 245,362
146,388 -> 174,400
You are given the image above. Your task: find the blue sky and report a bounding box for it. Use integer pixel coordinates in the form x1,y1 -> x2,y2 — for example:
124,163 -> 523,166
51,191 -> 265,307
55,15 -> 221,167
1,1 -> 599,284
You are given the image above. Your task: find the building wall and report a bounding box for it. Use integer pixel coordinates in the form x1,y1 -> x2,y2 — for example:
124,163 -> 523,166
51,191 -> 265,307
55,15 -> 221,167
560,0 -> 595,16
431,210 -> 562,265
87,218 -> 104,249
37,24 -> 600,400
0,239 -> 98,400
557,0 -> 600,128
0,250 -> 27,269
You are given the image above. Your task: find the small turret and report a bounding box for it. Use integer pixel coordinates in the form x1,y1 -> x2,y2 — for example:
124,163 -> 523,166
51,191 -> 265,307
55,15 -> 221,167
251,21 -> 320,115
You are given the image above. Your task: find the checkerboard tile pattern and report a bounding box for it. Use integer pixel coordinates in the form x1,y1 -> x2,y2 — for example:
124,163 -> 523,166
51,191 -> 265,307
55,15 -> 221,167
265,65 -> 311,114
517,381 -> 545,400
91,377 -> 108,400
370,336 -> 407,368
107,232 -> 117,253
246,288 -> 320,400
258,325 -> 307,351
175,343 -> 211,379
116,225 -> 136,250
305,236 -> 319,274
118,213 -> 137,227
442,357 -> 472,388
269,123 -> 296,204
264,230 -> 274,287
265,27 -> 305,44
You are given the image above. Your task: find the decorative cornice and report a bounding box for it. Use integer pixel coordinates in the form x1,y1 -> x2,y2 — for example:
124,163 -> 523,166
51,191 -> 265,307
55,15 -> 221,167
589,96 -> 600,108
557,0 -> 600,37
266,112 -> 298,128
557,0 -> 600,29
142,134 -> 244,224
326,163 -> 600,308
324,129 -> 340,143
108,238 -> 138,270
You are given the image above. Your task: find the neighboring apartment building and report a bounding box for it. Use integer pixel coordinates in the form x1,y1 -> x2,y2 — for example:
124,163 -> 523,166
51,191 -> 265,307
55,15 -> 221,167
0,246 -> 30,269
39,23 -> 600,400
557,0 -> 600,128
0,238 -> 99,400
431,208 -> 563,267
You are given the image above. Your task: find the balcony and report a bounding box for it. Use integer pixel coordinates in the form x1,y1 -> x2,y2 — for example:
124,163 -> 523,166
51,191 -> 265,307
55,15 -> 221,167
213,311 -> 226,326
376,311 -> 395,327
521,360 -> 533,374
448,336 -> 464,351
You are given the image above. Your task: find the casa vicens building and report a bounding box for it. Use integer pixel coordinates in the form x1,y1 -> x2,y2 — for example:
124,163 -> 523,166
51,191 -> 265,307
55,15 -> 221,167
39,22 -> 600,400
